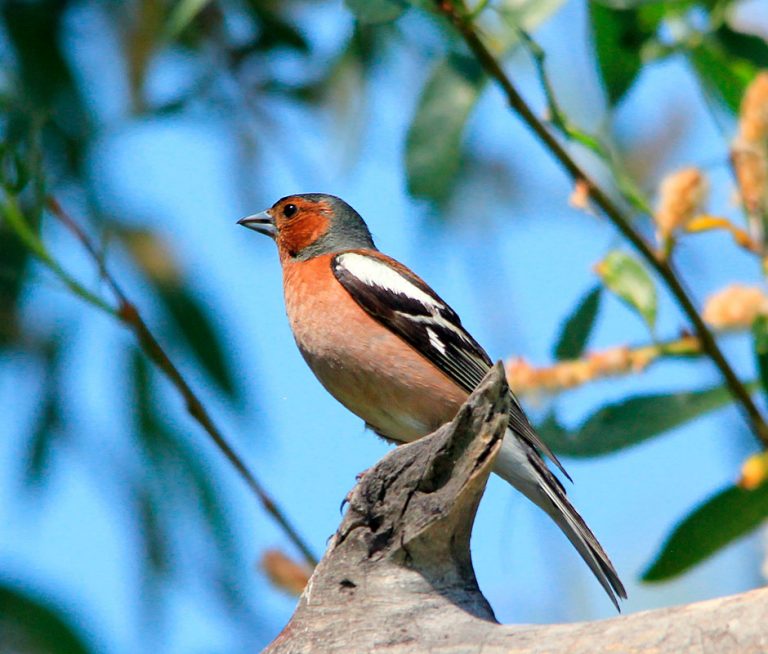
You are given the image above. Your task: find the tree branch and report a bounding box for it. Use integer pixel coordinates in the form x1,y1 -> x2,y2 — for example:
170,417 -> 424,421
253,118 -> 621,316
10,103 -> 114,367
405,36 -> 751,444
434,1 -> 768,448
42,197 -> 318,567
266,363 -> 768,653
266,363 -> 508,652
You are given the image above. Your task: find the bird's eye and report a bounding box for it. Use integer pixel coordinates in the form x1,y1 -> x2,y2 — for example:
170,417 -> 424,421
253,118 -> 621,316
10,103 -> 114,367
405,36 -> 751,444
283,204 -> 298,218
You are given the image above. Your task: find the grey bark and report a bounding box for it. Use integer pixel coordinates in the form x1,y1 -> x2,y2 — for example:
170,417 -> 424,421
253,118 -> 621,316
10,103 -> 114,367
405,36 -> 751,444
265,363 -> 768,653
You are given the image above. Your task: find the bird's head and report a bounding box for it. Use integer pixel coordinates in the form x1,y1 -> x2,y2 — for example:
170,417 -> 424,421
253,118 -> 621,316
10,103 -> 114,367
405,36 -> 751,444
238,193 -> 376,262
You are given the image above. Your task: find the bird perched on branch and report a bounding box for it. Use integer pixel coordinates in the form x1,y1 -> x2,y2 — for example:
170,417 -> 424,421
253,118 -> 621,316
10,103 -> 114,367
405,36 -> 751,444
239,193 -> 626,609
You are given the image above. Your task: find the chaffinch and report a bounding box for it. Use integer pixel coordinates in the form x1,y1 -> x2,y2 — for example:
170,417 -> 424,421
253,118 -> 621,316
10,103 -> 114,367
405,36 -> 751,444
239,193 -> 626,608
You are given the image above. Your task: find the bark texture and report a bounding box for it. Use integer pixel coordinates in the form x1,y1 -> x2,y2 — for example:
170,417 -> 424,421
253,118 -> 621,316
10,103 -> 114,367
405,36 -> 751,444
265,363 -> 768,653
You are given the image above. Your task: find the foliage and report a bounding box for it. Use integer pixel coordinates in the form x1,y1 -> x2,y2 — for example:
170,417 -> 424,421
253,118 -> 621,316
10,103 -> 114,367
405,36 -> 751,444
406,54 -> 485,202
538,383 -> 752,458
347,0 -> 768,600
0,583 -> 95,654
642,480 -> 768,581
553,285 -> 602,361
0,0 -> 350,646
596,250 -> 657,332
2,0 -> 768,649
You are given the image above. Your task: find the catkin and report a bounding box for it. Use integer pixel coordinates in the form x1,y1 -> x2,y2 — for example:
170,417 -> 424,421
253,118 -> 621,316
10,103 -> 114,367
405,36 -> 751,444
701,284 -> 768,330
654,167 -> 708,239
733,72 -> 768,216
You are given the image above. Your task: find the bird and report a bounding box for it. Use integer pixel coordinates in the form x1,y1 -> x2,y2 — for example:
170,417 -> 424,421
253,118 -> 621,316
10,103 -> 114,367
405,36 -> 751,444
239,192 -> 626,609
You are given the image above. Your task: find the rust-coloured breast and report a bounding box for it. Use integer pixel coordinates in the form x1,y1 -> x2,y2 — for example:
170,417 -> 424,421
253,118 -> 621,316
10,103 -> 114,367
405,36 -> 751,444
281,254 -> 467,442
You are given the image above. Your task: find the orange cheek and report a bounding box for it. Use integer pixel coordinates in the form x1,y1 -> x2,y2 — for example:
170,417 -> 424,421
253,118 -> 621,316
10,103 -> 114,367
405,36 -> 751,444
277,213 -> 330,259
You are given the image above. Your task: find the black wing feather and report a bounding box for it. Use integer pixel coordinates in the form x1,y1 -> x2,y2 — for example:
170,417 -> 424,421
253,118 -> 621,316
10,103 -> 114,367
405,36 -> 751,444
331,252 -> 570,481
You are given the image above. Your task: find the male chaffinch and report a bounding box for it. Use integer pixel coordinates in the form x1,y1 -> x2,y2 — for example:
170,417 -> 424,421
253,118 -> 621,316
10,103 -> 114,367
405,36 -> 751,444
239,193 -> 626,609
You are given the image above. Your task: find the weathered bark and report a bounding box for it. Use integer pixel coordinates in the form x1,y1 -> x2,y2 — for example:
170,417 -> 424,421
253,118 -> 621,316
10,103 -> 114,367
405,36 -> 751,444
266,363 -> 768,653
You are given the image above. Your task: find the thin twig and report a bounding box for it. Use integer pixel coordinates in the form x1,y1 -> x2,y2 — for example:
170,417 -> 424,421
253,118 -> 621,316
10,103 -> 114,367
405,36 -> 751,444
515,28 -> 652,215
45,197 -> 318,567
1,196 -> 115,315
436,0 -> 768,447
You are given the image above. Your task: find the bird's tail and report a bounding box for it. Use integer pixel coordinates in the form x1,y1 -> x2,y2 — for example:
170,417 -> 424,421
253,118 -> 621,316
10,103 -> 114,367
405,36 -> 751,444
493,430 -> 627,610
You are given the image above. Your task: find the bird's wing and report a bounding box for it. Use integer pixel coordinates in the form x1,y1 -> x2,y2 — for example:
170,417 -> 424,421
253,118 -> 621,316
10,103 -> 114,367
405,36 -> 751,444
331,250 -> 569,479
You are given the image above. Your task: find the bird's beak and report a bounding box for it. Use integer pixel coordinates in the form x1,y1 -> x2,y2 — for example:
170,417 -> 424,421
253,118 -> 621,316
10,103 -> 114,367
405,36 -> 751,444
238,210 -> 276,239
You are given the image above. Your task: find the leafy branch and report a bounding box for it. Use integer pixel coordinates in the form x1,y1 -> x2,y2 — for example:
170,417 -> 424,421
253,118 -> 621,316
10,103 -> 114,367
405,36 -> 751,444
514,27 -> 652,215
514,277 -> 768,397
434,0 -> 768,448
2,193 -> 318,567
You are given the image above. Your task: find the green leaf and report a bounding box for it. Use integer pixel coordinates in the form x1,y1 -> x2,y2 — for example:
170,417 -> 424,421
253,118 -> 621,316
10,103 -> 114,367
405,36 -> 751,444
232,6 -> 310,56
0,143 -> 30,194
1,1 -> 75,108
597,250 -> 657,330
25,385 -> 61,486
1,1 -> 90,173
2,197 -> 114,316
156,284 -> 239,400
716,25 -> 768,70
753,315 -> 768,405
642,480 -> 768,582
163,0 -> 212,42
345,0 -> 408,24
136,485 -> 171,578
24,393 -> 59,484
406,54 -> 485,202
497,0 -> 567,47
553,285 -> 602,361
131,348 -> 155,435
120,226 -> 238,400
689,39 -> 756,114
23,339 -> 63,486
538,384 -> 740,457
252,11 -> 310,53
0,583 -> 95,654
589,2 -> 651,105
0,222 -> 29,346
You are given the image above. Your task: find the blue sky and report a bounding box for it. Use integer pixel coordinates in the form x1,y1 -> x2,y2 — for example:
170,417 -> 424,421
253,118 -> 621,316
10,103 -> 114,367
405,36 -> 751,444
2,1 -> 767,652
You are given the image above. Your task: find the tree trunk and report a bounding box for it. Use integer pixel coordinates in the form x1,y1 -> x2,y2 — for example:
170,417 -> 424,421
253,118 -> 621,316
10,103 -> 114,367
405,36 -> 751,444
265,363 -> 768,653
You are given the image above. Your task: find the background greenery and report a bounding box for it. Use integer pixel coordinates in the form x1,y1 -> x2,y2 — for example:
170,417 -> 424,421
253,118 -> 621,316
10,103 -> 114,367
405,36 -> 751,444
1,0 -> 768,651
